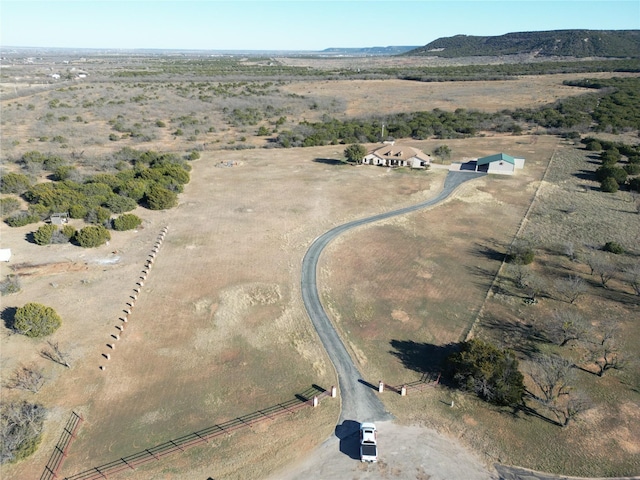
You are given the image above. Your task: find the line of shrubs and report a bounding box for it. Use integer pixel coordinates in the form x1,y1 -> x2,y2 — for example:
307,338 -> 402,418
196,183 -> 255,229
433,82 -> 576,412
30,213 -> 142,248
271,77 -> 640,148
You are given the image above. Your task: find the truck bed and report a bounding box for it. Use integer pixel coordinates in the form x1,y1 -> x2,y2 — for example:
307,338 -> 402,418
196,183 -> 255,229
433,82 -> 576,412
360,443 -> 378,462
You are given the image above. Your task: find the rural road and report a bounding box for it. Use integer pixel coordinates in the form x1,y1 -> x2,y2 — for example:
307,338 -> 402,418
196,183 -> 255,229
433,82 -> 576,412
300,170 -> 485,428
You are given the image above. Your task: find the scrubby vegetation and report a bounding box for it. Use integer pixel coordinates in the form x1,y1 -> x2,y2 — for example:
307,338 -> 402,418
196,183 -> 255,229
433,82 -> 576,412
112,213 -> 142,231
0,401 -> 45,464
0,275 -> 21,296
13,303 -> 62,338
448,339 -> 525,407
75,225 -> 111,248
580,136 -> 640,192
9,148 -> 191,223
274,77 -> 640,147
2,148 -> 191,247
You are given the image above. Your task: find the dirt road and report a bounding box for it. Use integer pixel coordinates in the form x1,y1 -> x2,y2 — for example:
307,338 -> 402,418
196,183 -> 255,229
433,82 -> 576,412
300,171 -> 485,424
290,171 -> 497,479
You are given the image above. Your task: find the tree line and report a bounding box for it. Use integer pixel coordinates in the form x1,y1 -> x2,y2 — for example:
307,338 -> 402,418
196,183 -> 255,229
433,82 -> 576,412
273,77 -> 640,148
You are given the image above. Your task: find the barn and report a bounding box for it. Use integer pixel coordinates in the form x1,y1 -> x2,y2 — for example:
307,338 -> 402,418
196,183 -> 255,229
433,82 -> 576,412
475,153 -> 525,175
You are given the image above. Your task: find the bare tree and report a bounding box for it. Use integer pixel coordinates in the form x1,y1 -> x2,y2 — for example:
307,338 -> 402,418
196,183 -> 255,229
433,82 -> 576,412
584,324 -> 625,376
582,249 -> 603,276
561,241 -> 577,262
554,275 -> 587,304
549,392 -> 592,427
40,340 -> 71,368
524,272 -> 547,303
547,310 -> 591,347
505,263 -> 531,289
591,257 -> 617,288
528,354 -> 574,404
0,401 -> 45,464
5,364 -> 45,393
630,190 -> 640,215
623,263 -> 640,296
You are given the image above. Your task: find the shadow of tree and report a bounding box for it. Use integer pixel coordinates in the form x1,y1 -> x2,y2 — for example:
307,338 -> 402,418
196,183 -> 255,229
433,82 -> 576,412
574,170 -> 598,183
469,241 -> 507,263
313,158 -> 346,166
517,394 -> 562,426
465,264 -> 500,292
1,306 -> 17,331
24,232 -> 37,245
389,340 -> 459,387
481,313 -> 546,358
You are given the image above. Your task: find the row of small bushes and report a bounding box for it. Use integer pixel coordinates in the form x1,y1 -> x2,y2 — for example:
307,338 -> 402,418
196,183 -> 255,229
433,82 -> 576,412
32,214 -> 141,248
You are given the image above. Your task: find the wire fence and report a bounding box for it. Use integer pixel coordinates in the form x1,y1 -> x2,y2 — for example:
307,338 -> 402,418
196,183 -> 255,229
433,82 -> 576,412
40,411 -> 83,480
62,385 -> 332,480
381,372 -> 441,395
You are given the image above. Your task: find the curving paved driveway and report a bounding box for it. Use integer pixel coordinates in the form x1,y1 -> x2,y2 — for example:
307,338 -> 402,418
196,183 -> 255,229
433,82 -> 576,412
301,171 -> 486,426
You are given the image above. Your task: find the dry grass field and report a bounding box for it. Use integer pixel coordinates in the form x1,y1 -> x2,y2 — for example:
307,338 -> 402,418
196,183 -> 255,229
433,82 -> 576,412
280,74 -> 620,118
1,63 -> 639,479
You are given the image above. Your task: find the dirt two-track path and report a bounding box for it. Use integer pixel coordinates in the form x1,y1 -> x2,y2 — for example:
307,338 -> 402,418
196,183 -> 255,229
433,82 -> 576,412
282,171 -> 500,479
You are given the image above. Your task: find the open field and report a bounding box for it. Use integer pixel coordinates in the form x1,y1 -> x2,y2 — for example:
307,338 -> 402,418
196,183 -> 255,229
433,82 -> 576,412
2,59 -> 639,479
281,73 -> 630,118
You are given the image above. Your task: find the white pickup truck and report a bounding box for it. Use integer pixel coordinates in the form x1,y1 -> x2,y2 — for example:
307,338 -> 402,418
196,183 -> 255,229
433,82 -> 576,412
359,422 -> 378,463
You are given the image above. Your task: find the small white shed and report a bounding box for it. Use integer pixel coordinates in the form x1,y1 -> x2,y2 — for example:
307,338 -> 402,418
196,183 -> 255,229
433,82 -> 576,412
0,249 -> 11,262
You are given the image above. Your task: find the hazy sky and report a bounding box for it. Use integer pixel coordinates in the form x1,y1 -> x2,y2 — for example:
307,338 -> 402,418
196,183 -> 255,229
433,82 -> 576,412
1,0 -> 639,51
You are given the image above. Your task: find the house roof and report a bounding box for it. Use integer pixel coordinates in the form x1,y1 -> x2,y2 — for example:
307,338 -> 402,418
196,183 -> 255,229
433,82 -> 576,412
367,145 -> 431,162
476,153 -> 515,166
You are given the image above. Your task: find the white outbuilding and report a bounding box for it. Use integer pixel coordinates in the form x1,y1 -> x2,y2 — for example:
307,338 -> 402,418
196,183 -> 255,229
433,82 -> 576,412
475,153 -> 525,175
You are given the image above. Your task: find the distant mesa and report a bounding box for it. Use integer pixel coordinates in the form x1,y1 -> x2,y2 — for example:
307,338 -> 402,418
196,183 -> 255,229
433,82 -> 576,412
405,29 -> 640,58
319,46 -> 419,56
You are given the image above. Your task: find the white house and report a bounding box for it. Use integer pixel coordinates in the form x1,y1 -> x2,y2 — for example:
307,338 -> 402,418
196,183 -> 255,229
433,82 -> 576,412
475,153 -> 525,175
362,145 -> 431,169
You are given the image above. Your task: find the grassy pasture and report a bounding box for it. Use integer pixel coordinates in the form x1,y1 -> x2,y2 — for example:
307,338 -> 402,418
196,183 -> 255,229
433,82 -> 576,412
1,141 -> 455,479
1,62 -> 639,479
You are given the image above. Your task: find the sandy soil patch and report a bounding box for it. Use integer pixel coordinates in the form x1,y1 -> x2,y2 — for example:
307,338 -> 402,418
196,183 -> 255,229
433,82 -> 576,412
270,421 -> 496,480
